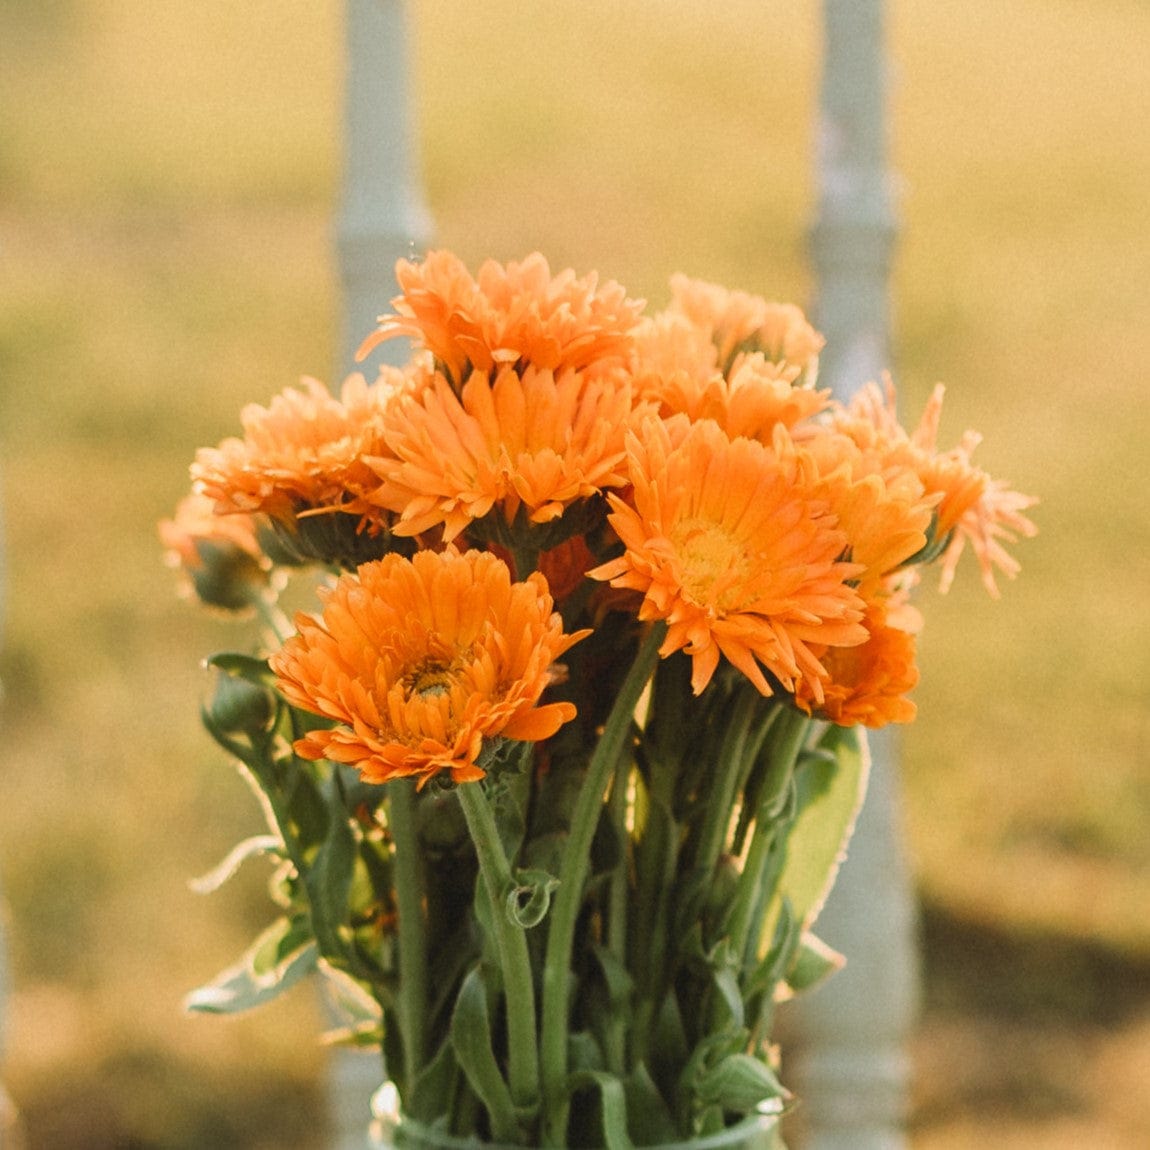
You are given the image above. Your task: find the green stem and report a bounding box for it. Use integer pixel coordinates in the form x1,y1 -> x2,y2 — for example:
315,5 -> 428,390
388,780 -> 429,1099
508,541 -> 542,584
684,688 -> 761,910
726,707 -> 811,965
606,759 -> 631,965
602,753 -> 631,1074
539,622 -> 667,1147
252,588 -> 292,645
457,781 -> 541,1119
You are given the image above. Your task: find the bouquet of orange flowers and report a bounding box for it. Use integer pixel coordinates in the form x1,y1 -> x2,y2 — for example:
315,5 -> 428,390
162,251 -> 1035,1149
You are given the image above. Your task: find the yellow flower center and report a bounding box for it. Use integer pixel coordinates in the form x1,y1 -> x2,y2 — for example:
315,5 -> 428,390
405,660 -> 458,698
671,518 -> 752,612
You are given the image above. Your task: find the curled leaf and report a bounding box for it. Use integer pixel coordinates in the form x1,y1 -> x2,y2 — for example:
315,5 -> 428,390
505,867 -> 560,929
189,834 -> 282,895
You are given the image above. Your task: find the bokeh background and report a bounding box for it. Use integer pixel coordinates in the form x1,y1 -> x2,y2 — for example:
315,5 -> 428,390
1,1 -> 1147,1147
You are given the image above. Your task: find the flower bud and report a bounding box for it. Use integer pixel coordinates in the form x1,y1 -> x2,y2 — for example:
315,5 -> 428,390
206,669 -> 275,739
160,492 -> 270,612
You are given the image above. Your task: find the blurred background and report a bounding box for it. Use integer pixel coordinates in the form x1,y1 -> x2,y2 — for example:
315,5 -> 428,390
1,0 -> 1147,1146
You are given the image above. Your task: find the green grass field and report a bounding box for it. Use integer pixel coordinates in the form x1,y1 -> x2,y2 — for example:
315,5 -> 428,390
1,1 -> 1147,1146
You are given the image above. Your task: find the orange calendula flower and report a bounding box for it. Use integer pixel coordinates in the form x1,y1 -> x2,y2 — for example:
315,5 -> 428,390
366,361 -> 640,543
668,274 -> 825,382
358,250 -> 646,386
630,312 -> 721,391
192,372 -> 408,566
356,251 -> 486,387
832,377 -> 1037,594
792,430 -> 938,592
270,548 -> 587,787
644,352 -> 831,443
937,477 -> 1039,596
159,490 -> 270,611
589,417 -> 868,697
474,252 -> 645,373
793,603 -> 919,728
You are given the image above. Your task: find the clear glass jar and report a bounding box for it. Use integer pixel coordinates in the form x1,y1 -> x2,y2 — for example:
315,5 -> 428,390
370,1082 -> 782,1150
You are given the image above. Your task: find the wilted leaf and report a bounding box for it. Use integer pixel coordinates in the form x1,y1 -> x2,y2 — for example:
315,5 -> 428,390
184,916 -> 317,1014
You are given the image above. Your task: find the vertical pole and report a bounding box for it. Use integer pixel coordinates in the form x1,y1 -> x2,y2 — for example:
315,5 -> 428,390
338,0 -> 433,380
787,3 -> 919,1149
328,3 -> 432,1147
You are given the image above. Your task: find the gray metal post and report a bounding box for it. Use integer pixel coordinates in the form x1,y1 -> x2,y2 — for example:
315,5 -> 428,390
327,3 -> 432,1147
786,3 -> 919,1149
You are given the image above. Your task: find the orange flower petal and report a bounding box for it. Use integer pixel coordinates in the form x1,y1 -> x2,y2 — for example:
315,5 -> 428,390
270,549 -> 585,786
590,417 -> 867,696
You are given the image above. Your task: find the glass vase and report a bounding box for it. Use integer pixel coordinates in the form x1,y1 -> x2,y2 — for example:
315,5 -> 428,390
370,1083 -> 782,1150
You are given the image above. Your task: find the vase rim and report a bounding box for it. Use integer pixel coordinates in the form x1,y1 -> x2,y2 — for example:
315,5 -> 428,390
372,1085 -> 780,1150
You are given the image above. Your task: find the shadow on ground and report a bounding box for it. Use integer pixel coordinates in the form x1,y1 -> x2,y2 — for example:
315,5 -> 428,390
6,904 -> 1150,1148
912,902 -> 1150,1146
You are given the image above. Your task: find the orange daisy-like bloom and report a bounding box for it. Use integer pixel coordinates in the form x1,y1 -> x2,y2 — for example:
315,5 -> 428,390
355,251 -> 485,386
668,274 -> 825,382
589,417 -> 868,697
937,478 -> 1039,596
632,315 -> 829,445
793,603 -> 919,728
791,428 -> 938,592
722,354 -> 831,438
193,372 -> 404,528
269,548 -> 587,787
831,377 -> 1037,594
474,252 -> 645,373
358,250 -> 646,386
630,312 -> 721,391
159,490 -> 269,611
366,361 -> 640,542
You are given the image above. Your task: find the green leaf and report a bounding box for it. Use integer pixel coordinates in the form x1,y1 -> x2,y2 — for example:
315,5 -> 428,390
188,834 -> 282,894
250,913 -> 313,974
622,1063 -> 679,1147
470,865 -> 503,984
589,945 -> 636,1076
318,959 -> 383,1024
304,786 -> 357,961
320,1020 -> 385,1048
651,989 -> 690,1082
784,931 -> 845,996
204,651 -> 278,686
694,1053 -> 787,1114
592,944 -> 635,1010
761,726 -> 869,945
415,785 -> 470,855
567,1071 -> 634,1150
484,741 -> 533,860
745,898 -> 800,1003
200,701 -> 272,772
705,941 -> 745,1031
506,867 -> 560,929
568,1030 -> 606,1074
449,966 -> 520,1144
629,783 -> 677,1001
590,801 -> 625,878
184,915 -> 317,1014
407,1039 -> 462,1125
283,756 -> 330,854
